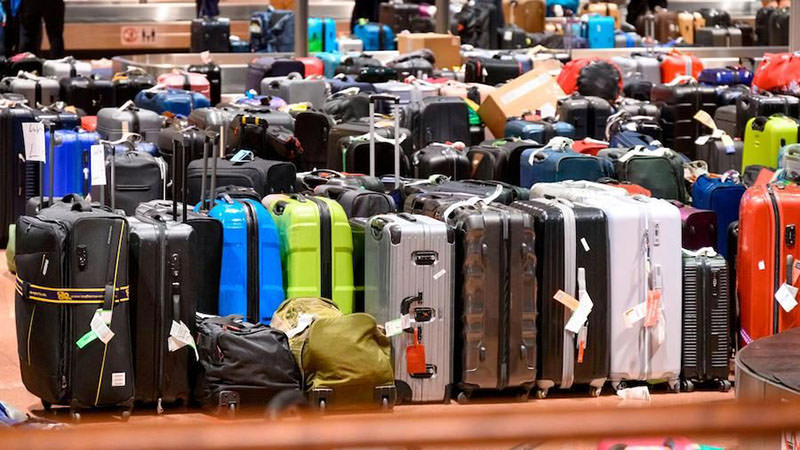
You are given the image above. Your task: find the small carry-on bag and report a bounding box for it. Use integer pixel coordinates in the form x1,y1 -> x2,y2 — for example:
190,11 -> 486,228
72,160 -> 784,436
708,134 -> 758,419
15,197 -> 134,419
271,297 -> 396,411
194,314 -> 302,416
42,57 -> 92,80
511,198 -> 609,398
680,248 -> 731,392
364,213 -> 456,403
691,174 -> 745,259
519,138 -> 611,187
467,138 -> 541,185
411,142 -> 471,180
313,184 -> 395,219
670,201 -> 717,251
100,139 -> 166,216
96,103 -> 163,144
599,146 -> 690,203
556,95 -> 613,140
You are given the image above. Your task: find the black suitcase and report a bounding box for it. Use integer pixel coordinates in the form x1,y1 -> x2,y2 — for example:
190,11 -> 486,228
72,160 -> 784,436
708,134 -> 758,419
716,85 -> 749,107
734,22 -> 755,47
101,143 -> 165,216
188,62 -> 222,106
681,250 -> 731,392
403,197 -> 536,400
333,54 -> 383,76
190,16 -> 231,53
314,184 -> 395,218
511,199 -> 609,398
623,80 -> 653,102
327,119 -> 413,166
324,91 -> 371,123
650,84 -> 718,158
768,8 -> 790,46
694,27 -> 741,47
157,125 -> 206,200
736,94 -> 800,141
616,99 -> 660,120
714,104 -> 738,139
112,68 -> 157,106
695,135 -> 743,174
231,117 -> 302,163
245,57 -> 305,93
185,154 -> 295,203
556,95 -> 613,141
466,138 -> 541,183
411,143 -> 471,180
755,7 -> 775,46
500,25 -> 529,49
378,2 -> 434,34
698,8 -> 731,27
464,56 -> 523,85
59,76 -> 114,116
408,96 -> 471,150
15,198 -> 133,418
293,110 -> 335,171
452,2 -> 497,49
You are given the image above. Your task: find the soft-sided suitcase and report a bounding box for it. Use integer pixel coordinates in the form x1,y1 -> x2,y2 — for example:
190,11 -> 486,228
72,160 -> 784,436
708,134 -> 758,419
671,201 -> 717,251
698,68 -> 753,87
742,115 -> 799,171
245,57 -> 305,93
737,184 -> 800,344
378,3 -> 434,34
452,1 -> 499,49
651,83 -> 718,157
190,16 -> 231,53
467,138 -> 541,184
293,110 -> 335,171
363,213 -> 455,403
96,104 -> 163,144
505,117 -> 575,143
511,199 -> 608,398
354,22 -> 396,51
681,248 -> 731,392
100,141 -> 166,216
736,94 -> 800,143
600,147 -> 690,203
264,194 -> 354,313
412,143 -> 471,180
556,95 -> 613,140
15,199 -> 134,417
59,76 -> 114,116
519,144 -> 610,187
185,154 -> 296,204
314,184 -> 395,218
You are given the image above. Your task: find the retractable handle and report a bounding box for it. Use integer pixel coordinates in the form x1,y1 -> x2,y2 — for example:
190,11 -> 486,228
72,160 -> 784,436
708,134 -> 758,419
368,94 -> 401,188
199,129 -> 220,211
37,119 -> 55,209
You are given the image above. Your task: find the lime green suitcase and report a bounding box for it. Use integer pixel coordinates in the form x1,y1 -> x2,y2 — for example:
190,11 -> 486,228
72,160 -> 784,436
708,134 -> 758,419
264,194 -> 355,313
742,115 -> 799,171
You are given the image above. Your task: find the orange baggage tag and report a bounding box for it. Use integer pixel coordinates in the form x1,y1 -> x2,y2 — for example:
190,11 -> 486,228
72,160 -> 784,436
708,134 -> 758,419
644,289 -> 662,328
406,328 -> 427,376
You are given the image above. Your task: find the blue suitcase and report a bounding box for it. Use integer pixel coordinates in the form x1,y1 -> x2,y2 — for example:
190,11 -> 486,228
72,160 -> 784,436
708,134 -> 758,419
584,15 -> 615,49
134,88 -> 211,116
249,11 -> 272,52
249,9 -> 295,52
42,130 -> 97,198
308,18 -> 337,53
327,75 -> 376,94
691,174 -> 746,258
504,118 -> 575,143
353,22 -> 396,51
209,197 -> 285,324
609,130 -> 660,149
313,52 -> 342,79
519,146 -> 611,187
546,0 -> 579,16
697,68 -> 753,87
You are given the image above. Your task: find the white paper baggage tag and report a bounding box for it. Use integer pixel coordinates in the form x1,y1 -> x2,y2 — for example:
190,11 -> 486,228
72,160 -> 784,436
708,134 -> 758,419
168,320 -> 199,360
90,309 -> 115,344
623,302 -> 648,328
22,122 -> 46,162
90,144 -> 107,186
565,268 -> 594,334
616,385 -> 651,401
285,313 -> 315,338
775,283 -> 799,313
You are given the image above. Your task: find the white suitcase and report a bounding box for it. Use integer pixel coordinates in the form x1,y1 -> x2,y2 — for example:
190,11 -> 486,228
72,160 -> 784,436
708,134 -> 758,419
42,57 -> 92,80
610,55 -> 661,86
338,37 -> 364,53
363,213 -> 455,403
259,73 -> 328,108
530,182 -> 682,392
0,72 -> 60,106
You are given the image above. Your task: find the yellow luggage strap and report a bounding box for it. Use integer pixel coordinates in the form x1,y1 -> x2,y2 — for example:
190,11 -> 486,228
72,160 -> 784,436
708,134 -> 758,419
15,277 -> 129,304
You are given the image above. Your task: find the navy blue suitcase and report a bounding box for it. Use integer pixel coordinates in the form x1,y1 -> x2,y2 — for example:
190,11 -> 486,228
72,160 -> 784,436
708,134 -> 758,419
505,118 -> 576,143
609,130 -> 660,149
519,145 -> 611,187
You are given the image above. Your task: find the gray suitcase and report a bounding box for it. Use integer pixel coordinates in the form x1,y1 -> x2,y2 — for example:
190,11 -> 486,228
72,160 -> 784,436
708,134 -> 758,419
610,55 -> 661,86
1,72 -> 60,106
97,104 -> 163,144
259,73 -> 328,108
42,57 -> 92,80
695,27 -> 742,47
714,104 -> 738,139
364,213 -> 455,403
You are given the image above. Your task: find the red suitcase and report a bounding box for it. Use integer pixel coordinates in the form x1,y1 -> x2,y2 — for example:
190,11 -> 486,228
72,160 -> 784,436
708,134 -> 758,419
738,183 -> 800,345
157,70 -> 211,99
297,57 -> 324,77
660,51 -> 704,84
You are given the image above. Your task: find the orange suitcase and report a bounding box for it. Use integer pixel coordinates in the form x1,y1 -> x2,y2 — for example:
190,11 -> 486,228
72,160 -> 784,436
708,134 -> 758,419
738,183 -> 800,345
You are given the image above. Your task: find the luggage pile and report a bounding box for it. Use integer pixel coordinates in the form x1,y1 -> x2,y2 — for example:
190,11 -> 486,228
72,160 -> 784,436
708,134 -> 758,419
5,35 -> 800,421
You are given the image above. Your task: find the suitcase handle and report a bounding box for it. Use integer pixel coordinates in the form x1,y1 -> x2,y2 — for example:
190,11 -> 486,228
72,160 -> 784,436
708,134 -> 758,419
70,199 -> 93,212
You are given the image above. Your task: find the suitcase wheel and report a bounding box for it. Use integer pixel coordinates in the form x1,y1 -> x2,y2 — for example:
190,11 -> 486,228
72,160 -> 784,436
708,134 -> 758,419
668,378 -> 680,394
591,386 -> 603,398
70,409 -> 81,423
718,379 -> 732,392
121,409 -> 131,422
680,379 -> 695,393
41,400 -> 52,412
534,388 -> 548,400
456,391 -> 472,404
318,399 -> 327,412
611,380 -> 627,392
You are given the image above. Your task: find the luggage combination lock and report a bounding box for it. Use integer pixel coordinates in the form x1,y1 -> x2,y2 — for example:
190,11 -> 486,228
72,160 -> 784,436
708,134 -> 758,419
786,225 -> 796,247
77,245 -> 88,271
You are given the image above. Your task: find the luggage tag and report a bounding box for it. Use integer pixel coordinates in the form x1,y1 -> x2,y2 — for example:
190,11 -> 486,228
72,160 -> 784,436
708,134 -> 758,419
576,325 -> 588,364
76,309 -> 114,349
406,328 -> 427,376
230,149 -> 254,163
168,320 -> 199,360
564,268 -> 594,335
792,261 -> 800,287
775,283 -> 799,313
644,264 -> 663,328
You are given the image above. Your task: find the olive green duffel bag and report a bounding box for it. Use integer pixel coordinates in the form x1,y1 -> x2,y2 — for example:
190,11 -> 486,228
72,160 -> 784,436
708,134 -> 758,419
271,297 -> 397,411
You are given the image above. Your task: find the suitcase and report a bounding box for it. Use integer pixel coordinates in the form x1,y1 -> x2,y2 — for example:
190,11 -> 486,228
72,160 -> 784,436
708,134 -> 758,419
41,129 -> 95,198
14,199 -> 134,416
134,88 -> 211,117
652,10 -> 680,43
600,147 -> 690,202
297,57 -> 324,78
293,110 -> 335,171
519,145 -> 610,187
716,85 -> 750,107
737,183 -> 800,344
260,73 -> 327,108
755,7 -> 776,46
651,83 -> 718,157
111,68 -> 157,106
715,105 -> 738,139
691,174 -> 745,259
100,141 -> 166,216
734,22 -> 755,47
736,94 -> 800,143
96,104 -> 163,144
402,179 -> 529,207
308,17 -> 338,53
584,15 -> 615,49
190,16 -> 231,53
610,55 -> 661,87
338,37 -> 364,53
463,56 -> 524,85
363,213 -> 455,403
263,194 -> 354,313
7,53 -> 44,76
698,68 -> 753,87
742,115 -> 799,171
411,143 -> 471,180
452,1 -> 499,49
529,182 -> 682,392
314,184 -> 395,218
157,71 -> 211,100
409,96 -> 470,150
403,197 -> 536,400
768,7 -> 790,46
42,57 -> 92,80
387,51 -> 435,79
186,154 -> 295,204
467,138 -> 541,184
614,31 -> 642,48
556,95 -> 613,140
503,0 -> 545,33
312,52 -> 342,79
245,57 -> 305,93
677,11 -> 705,45
505,117 -> 575,143
1,72 -> 60,106
698,8 -> 731,27
623,80 -> 654,102
694,27 -> 742,47
609,130 -> 660,149
671,201 -> 717,251
59,76 -> 114,116
606,112 -> 662,141
333,54 -> 382,77
659,52 -> 704,84
378,3 -> 434,34
511,199 -> 609,397
353,22 -> 396,51
695,134 -> 743,174
356,66 -> 398,84
187,62 -> 222,107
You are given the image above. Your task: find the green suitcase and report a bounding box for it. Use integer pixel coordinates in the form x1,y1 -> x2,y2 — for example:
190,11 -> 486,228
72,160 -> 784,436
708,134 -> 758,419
264,194 -> 355,313
742,115 -> 799,171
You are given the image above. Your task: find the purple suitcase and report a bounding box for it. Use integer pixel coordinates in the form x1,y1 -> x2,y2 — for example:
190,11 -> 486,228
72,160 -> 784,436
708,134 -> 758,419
670,200 -> 717,251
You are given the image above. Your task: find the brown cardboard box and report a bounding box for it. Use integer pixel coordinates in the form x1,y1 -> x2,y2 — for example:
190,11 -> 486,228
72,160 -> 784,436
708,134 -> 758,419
478,59 -> 566,138
396,33 -> 461,69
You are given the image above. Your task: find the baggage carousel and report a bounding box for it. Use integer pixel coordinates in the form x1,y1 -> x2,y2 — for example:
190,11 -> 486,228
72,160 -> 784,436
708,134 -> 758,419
735,328 -> 800,402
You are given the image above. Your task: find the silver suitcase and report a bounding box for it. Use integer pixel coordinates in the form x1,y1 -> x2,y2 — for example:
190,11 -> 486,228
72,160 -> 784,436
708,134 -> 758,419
1,72 -> 60,106
97,104 -> 163,143
259,73 -> 328,108
42,57 -> 92,80
611,55 -> 661,86
364,213 -> 455,403
338,37 -> 364,53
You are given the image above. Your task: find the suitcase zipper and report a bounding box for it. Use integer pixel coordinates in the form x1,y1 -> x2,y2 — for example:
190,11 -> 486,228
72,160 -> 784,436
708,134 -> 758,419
156,220 -> 167,409
241,200 -> 260,323
498,209 -> 511,388
309,198 -> 333,299
551,201 -> 576,389
768,185 -> 781,334
699,255 -> 709,378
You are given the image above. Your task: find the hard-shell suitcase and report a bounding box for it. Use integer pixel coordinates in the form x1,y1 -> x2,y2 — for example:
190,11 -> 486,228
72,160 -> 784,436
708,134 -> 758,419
519,144 -> 610,187
452,2 -> 498,49
59,75 -> 114,116
659,52 -> 704,84
671,201 -> 717,251
190,16 -> 231,53
412,143 -> 471,180
467,138 -> 541,184
313,52 -> 341,79
736,94 -> 800,143
600,147 -> 690,203
353,22 -> 396,51
737,183 -> 800,344
511,199 -> 608,397
157,71 -> 211,100
264,194 -> 354,313
755,7 -> 776,46
715,105 -> 738,138
556,95 -> 613,140
698,68 -> 753,87
742,115 -> 799,171
308,17 -> 338,53
502,0 -> 545,33
768,7 -> 790,46
694,27 -> 742,47
691,175 -> 745,259
15,199 -> 134,415
326,112 -> 412,176
260,73 -> 327,108
363,213 -> 455,403
293,110 -> 335,171
1,72 -> 59,106
715,85 -> 750,107
463,56 -> 524,85
42,57 -> 92,80
378,3 -> 434,34
112,68 -> 157,106
245,57 -> 305,93
614,31 -> 642,48
134,88 -> 211,117
41,129 -> 95,198
504,118 -> 575,143
681,248 -> 731,391
584,15 -> 615,49
677,11 -> 705,45
297,57 -> 324,77
695,134 -> 743,174
185,154 -> 296,204
187,62 -> 222,107
651,83 -> 718,157
403,179 -> 529,207
610,55 -> 661,87
409,96 -> 471,150
698,8 -> 730,27
96,105 -> 163,144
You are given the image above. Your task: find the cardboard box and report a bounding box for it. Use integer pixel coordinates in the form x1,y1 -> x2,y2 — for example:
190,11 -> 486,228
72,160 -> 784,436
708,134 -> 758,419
396,33 -> 461,69
478,59 -> 566,138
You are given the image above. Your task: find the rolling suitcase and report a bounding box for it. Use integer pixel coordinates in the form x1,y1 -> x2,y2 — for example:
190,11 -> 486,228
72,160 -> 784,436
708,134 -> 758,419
402,179 -> 529,207
659,52 -> 704,84
755,7 -> 776,46
556,95 -> 613,140
308,17 -> 338,53
96,104 -> 163,144
599,147 -> 690,203
1,72 -> 59,106
157,71 -> 211,100
134,88 -> 211,117
42,57 -> 92,80
466,138 -> 541,184
293,110 -> 335,171
259,73 -> 327,108
584,15 -> 615,49
714,105 -> 738,139
505,117 -> 575,143
736,94 -> 800,143
698,68 -> 753,87
691,175 -> 745,259
59,76 -> 114,116
694,27 -> 742,47
101,141 -> 166,216
680,248 -> 731,392
519,144 -> 610,187
15,198 -> 134,418
190,16 -> 231,53
185,153 -> 296,204
245,57 -> 305,93
111,68 -> 157,106
698,8 -> 730,27
651,83 -> 718,157
363,213 -> 455,403
409,96 -> 471,150
610,55 -> 661,87
353,22 -> 396,51
768,7 -> 790,46
187,62 -> 222,107
694,133 -> 743,174
41,129 -> 95,198
671,201 -> 717,251
742,115 -> 799,171
511,199 -> 609,398
314,184 -> 395,218
411,143 -> 471,180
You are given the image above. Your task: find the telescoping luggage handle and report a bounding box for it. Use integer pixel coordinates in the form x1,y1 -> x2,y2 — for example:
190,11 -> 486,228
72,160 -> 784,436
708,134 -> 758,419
368,93 -> 401,188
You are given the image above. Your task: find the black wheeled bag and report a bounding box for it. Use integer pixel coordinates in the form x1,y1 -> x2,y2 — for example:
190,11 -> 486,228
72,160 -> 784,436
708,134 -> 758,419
313,184 -> 396,218
185,154 -> 296,203
464,56 -> 523,85
15,199 -> 134,415
557,95 -> 613,140
102,143 -> 166,216
59,76 -> 114,116
293,110 -> 335,171
650,83 -> 718,158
